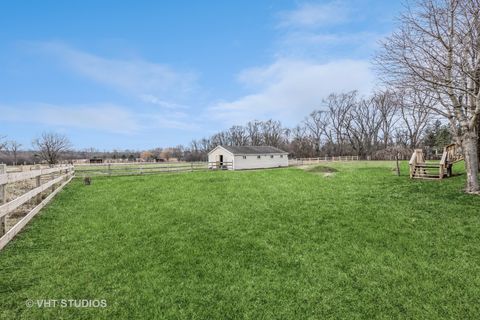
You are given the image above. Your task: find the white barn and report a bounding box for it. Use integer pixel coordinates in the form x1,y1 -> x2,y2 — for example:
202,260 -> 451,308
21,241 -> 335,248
208,146 -> 289,170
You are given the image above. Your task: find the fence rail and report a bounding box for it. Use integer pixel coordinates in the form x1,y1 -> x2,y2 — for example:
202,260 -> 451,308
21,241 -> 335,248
290,156 -> 359,165
0,166 -> 72,185
0,164 -> 74,251
74,161 -> 188,167
75,162 -> 207,177
75,161 -> 239,177
207,161 -> 234,170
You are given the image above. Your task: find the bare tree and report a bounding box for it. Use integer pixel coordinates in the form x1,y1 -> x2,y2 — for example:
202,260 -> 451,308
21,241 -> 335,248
0,135 -> 6,152
290,125 -> 315,158
304,110 -> 328,155
171,145 -> 185,160
373,90 -> 399,148
84,147 -> 99,159
32,132 -> 71,165
246,120 -> 263,145
229,125 -> 249,146
160,148 -> 172,161
376,0 -> 480,193
261,120 -> 284,148
398,90 -> 433,149
210,131 -> 230,147
199,138 -> 211,152
343,96 -> 383,159
7,140 -> 22,165
325,91 -> 357,155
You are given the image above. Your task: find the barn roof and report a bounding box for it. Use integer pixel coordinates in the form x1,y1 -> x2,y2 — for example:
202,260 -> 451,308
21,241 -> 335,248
218,145 -> 288,155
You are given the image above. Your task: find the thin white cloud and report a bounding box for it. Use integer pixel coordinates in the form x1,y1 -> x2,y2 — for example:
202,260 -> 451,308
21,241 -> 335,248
278,1 -> 351,28
277,30 -> 385,60
207,1 -> 376,128
146,116 -> 200,131
139,94 -> 189,109
32,42 -> 197,108
273,2 -> 385,61
208,59 -> 375,126
0,103 -> 140,134
0,102 -> 200,134
282,31 -> 381,47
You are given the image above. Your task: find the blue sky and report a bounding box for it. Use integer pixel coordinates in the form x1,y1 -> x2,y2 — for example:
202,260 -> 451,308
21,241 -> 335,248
0,0 -> 403,150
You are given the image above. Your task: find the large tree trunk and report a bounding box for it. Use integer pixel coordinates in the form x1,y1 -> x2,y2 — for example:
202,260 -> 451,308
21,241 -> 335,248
463,133 -> 480,193
477,117 -> 480,170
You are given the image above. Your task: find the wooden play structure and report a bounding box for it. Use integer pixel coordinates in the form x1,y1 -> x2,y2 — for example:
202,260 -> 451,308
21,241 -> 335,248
409,144 -> 464,179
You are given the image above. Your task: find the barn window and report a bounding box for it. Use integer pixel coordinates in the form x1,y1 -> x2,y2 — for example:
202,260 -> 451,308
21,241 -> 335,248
242,156 -> 246,159
257,155 -> 261,159
280,155 -> 284,158
270,155 -> 274,158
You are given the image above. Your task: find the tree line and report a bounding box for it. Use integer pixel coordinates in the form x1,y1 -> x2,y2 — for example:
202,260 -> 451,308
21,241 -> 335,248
186,90 -> 450,161
0,133 -> 188,165
0,89 -> 452,165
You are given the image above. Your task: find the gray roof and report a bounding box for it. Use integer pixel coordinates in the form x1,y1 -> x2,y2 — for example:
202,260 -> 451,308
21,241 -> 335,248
219,145 -> 288,155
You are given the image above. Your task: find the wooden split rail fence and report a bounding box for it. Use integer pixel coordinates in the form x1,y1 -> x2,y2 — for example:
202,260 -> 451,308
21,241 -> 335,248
208,161 -> 234,170
0,164 -> 74,250
291,156 -> 359,166
75,161 -> 243,177
74,162 -> 207,177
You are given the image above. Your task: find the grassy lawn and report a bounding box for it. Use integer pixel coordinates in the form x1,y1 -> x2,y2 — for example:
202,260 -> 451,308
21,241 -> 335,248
1,161 -> 479,319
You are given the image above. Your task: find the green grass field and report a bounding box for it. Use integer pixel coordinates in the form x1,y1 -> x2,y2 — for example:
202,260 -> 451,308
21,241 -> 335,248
1,162 -> 479,319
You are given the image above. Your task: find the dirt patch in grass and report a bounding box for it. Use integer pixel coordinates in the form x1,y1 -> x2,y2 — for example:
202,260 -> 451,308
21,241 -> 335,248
304,165 -> 339,177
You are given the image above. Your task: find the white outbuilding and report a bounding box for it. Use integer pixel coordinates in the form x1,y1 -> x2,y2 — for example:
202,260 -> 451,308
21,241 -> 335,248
208,145 -> 289,170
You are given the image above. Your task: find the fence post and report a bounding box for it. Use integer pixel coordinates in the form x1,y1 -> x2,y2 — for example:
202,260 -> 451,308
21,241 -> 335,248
0,164 -> 6,236
51,168 -> 56,193
34,165 -> 42,204
108,163 -> 112,176
191,163 -> 193,172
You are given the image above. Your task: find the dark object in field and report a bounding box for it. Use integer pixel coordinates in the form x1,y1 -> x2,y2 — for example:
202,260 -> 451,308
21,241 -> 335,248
305,165 -> 338,173
89,158 -> 103,164
84,177 -> 92,185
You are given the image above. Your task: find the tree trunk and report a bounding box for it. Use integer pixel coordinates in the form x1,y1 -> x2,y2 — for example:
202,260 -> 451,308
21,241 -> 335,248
395,153 -> 400,176
463,134 -> 479,193
477,117 -> 480,170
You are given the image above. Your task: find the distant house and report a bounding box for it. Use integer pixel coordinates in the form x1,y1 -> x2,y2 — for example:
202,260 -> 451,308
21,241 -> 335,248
208,146 -> 288,170
89,158 -> 103,164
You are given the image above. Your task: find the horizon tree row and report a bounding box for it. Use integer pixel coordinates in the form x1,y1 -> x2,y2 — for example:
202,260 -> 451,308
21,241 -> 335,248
0,89 -> 453,165
185,89 -> 451,161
